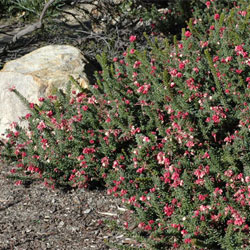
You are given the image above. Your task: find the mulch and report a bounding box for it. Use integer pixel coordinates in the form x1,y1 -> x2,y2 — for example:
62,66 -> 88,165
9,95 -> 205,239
0,161 -> 143,249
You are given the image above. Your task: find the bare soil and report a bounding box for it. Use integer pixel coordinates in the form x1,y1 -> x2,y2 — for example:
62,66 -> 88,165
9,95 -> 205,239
0,160 -> 143,250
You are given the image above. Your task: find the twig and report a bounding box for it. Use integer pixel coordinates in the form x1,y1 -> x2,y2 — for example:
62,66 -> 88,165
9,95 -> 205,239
97,211 -> 118,217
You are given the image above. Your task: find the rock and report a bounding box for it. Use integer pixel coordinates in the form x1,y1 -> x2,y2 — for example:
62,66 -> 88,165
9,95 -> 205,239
0,72 -> 42,137
0,45 -> 89,138
1,45 -> 89,94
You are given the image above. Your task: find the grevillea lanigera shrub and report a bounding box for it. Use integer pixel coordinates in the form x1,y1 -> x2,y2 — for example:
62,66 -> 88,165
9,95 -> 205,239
92,1 -> 250,249
0,0 -> 249,249
0,81 -> 123,190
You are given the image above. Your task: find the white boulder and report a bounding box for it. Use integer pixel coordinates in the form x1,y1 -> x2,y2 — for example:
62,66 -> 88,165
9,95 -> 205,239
0,45 -> 89,137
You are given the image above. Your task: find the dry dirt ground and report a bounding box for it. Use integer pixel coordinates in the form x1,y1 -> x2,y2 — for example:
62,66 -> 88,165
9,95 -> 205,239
0,159 -> 144,250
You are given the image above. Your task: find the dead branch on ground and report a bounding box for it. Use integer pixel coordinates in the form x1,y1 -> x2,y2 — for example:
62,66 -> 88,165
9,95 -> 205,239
12,0 -> 57,43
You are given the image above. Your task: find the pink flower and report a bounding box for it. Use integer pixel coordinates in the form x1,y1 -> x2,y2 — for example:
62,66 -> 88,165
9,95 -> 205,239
171,198 -> 177,205
138,222 -> 145,229
184,238 -> 191,244
186,140 -> 194,148
130,48 -> 136,54
9,86 -> 16,91
133,60 -> 142,69
202,152 -> 210,159
185,31 -> 192,38
164,204 -> 174,216
144,224 -> 152,231
234,216 -> 245,226
15,180 -> 22,186
157,152 -> 165,164
178,43 -> 183,49
224,169 -> 233,177
47,110 -> 53,117
193,67 -> 199,73
136,167 -> 145,174
171,172 -> 180,180
38,97 -> 45,102
171,223 -> 181,230
225,56 -> 232,62
82,105 -> 88,111
238,11 -> 247,17
177,72 -> 183,78
235,45 -> 244,53
107,189 -> 112,195
143,136 -> 150,142
179,62 -> 185,70
212,115 -> 220,124
69,174 -> 75,181
124,222 -> 128,229
245,176 -> 250,183
194,168 -> 206,178
25,113 -> 31,119
10,168 -> 16,173
206,1 -> 211,8
200,41 -> 209,48
137,84 -> 151,94
213,56 -> 219,62
14,131 -> 19,137
129,35 -> 136,42
82,147 -> 95,154
173,242 -> 179,248
211,213 -> 221,222
213,188 -> 223,196
200,216 -> 205,222
29,103 -> 35,109
120,189 -> 127,196
139,195 -> 147,201
198,194 -> 208,201
37,121 -> 46,131
193,210 -> 200,217
214,13 -> 220,20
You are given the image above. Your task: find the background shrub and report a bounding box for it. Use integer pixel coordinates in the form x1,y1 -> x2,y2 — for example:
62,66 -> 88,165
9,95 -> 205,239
0,0 -> 65,20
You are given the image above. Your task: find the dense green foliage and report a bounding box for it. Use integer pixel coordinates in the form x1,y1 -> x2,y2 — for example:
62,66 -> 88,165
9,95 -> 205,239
1,0 -> 250,249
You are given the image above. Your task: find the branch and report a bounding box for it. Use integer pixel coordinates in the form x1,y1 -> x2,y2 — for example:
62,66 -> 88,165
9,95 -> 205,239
12,0 -> 57,43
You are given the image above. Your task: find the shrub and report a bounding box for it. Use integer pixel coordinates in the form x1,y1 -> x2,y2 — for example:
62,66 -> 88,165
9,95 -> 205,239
92,1 -> 250,248
1,0 -> 250,249
0,0 -> 64,19
131,0 -> 238,39
0,81 -> 118,190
